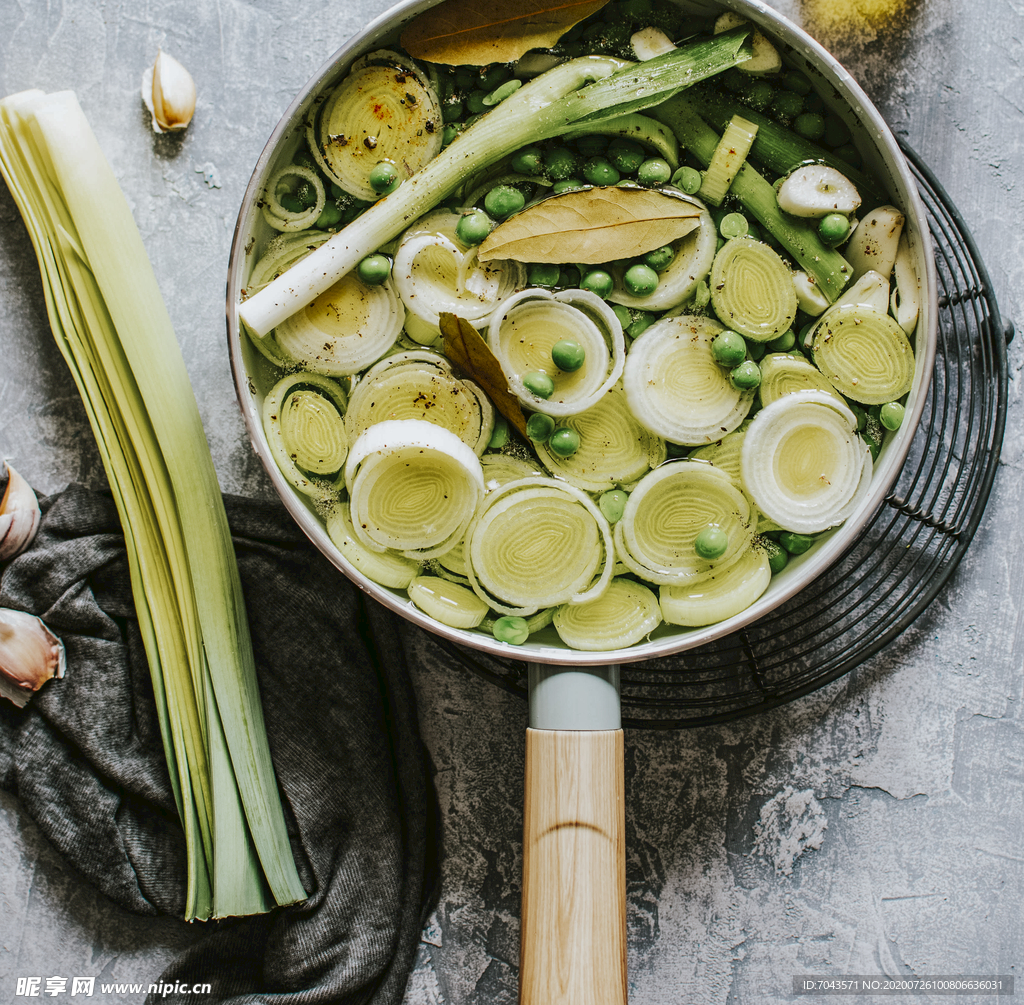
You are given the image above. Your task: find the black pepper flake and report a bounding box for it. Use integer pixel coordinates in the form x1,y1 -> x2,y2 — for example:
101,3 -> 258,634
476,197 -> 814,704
364,135 -> 377,150
425,120 -> 435,133
329,133 -> 348,146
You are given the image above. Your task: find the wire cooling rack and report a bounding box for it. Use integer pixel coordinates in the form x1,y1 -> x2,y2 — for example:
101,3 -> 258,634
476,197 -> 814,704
434,142 -> 1012,728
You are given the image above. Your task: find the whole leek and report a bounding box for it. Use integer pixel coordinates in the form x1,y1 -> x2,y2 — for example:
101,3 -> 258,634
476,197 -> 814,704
239,28 -> 754,339
0,89 -> 306,921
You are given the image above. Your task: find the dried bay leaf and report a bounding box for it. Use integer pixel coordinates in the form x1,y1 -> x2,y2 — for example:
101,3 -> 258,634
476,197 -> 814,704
440,312 -> 528,438
401,0 -> 609,66
478,186 -> 703,265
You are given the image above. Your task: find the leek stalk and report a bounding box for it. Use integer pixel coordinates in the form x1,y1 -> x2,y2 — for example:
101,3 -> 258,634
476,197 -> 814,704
650,94 -> 853,303
0,89 -> 306,920
239,28 -> 754,339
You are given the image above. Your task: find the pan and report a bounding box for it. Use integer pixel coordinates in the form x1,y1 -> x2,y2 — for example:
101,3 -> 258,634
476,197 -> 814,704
226,2 -> 937,998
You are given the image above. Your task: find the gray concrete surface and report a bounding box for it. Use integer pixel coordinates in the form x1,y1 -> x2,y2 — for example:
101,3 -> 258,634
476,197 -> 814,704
2,0 -> 1023,1002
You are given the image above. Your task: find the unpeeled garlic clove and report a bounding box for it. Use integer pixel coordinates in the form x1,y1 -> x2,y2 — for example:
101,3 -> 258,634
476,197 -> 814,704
0,462 -> 41,562
0,608 -> 66,708
141,49 -> 196,134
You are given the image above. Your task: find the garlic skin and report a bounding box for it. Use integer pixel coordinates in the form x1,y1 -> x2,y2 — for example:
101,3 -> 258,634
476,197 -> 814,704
0,462 -> 41,562
141,49 -> 196,133
0,609 -> 66,708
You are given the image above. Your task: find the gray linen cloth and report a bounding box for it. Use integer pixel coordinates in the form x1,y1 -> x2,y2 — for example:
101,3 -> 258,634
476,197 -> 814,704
0,484 -> 440,1004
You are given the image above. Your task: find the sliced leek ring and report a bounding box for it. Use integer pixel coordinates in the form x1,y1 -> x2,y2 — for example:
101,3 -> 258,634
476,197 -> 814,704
345,419 -> 484,559
758,352 -> 848,408
740,389 -> 872,534
247,230 -> 331,296
260,164 -> 326,232
408,575 -> 489,629
710,236 -> 797,342
687,420 -> 750,488
325,501 -> 422,589
534,385 -> 666,492
488,287 -> 625,417
659,546 -> 771,626
553,577 -> 662,651
614,460 -> 756,585
480,452 -> 545,490
263,372 -> 349,499
622,313 -> 755,445
609,207 -> 717,311
311,52 -> 443,202
393,210 -> 526,329
267,270 -> 404,376
811,303 -> 915,405
344,350 -> 494,455
465,476 -> 614,616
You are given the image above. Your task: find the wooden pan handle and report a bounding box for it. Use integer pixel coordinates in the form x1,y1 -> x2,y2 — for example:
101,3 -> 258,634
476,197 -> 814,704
520,727 -> 627,1005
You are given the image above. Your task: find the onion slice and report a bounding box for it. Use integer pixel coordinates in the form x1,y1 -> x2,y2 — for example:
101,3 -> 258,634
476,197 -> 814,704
345,419 -> 484,559
740,389 -> 872,534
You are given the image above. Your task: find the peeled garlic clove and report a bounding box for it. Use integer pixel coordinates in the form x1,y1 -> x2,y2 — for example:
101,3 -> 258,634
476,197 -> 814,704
141,49 -> 196,133
0,608 -> 66,708
0,462 -> 41,562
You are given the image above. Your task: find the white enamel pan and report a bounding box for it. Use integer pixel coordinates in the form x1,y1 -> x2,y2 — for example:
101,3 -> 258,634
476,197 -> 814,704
227,3 -> 936,999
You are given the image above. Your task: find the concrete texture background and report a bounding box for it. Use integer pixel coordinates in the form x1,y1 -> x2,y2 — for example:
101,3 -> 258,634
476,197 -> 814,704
1,0 -> 1022,1002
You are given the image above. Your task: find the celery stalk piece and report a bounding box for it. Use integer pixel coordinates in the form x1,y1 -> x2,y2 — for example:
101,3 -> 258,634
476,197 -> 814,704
0,89 -> 306,919
652,95 -> 853,303
239,28 -> 753,339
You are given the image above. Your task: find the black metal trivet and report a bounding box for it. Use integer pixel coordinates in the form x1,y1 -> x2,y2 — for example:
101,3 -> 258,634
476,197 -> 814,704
435,142 -> 1012,728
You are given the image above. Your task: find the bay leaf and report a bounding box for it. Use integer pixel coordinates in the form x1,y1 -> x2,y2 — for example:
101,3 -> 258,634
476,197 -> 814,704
477,187 -> 703,265
440,312 -> 528,439
401,0 -> 609,66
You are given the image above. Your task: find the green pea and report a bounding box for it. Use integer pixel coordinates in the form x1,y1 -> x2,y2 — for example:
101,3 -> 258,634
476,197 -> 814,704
711,330 -> 747,367
576,134 -> 608,158
442,97 -> 464,123
818,212 -> 851,246
316,200 -> 343,229
544,146 -> 578,181
479,64 -> 512,89
745,339 -> 766,362
611,304 -> 632,329
529,262 -> 561,287
581,269 -> 614,298
767,329 -> 796,352
672,165 -> 703,194
782,70 -> 812,95
694,525 -> 728,560
549,427 -> 581,457
627,310 -> 656,338
598,489 -> 629,524
583,156 -> 621,186
526,412 -> 555,441
559,265 -> 581,288
608,138 -> 645,175
772,90 -> 804,120
523,371 -> 555,399
719,212 -> 749,239
552,339 -> 586,372
779,531 -> 815,555
642,245 -> 675,272
279,192 -> 304,213
743,79 -> 775,112
636,157 -> 672,186
794,112 -> 826,141
483,79 -> 522,106
357,253 -> 391,285
552,178 -> 586,194
442,123 -> 462,146
730,360 -> 761,390
454,68 -> 476,90
369,161 -> 400,195
456,209 -> 494,246
879,401 -> 905,431
484,185 -> 525,219
466,89 -> 490,115
488,413 -> 509,450
823,114 -> 851,148
624,263 -> 659,297
511,145 -> 544,174
492,615 -> 530,645
762,537 -> 789,575
834,143 -> 862,169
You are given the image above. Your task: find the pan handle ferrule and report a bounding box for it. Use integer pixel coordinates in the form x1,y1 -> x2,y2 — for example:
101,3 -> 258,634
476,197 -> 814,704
527,662 -> 621,730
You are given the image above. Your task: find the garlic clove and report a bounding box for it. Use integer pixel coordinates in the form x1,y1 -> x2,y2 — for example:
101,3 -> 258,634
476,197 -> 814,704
141,49 -> 196,134
0,608 -> 66,708
0,462 -> 41,562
